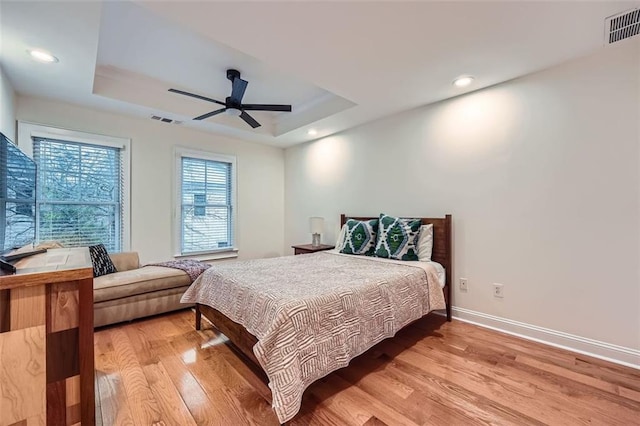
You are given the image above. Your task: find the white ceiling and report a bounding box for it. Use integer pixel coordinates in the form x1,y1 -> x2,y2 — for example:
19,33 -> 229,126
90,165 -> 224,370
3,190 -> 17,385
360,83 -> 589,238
1,1 -> 638,147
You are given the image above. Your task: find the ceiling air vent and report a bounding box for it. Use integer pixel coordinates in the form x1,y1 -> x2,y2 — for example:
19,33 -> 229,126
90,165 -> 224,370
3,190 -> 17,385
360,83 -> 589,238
605,8 -> 640,44
150,115 -> 180,124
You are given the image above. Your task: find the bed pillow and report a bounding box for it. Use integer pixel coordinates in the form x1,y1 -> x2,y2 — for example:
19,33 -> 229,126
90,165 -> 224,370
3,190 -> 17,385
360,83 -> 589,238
417,224 -> 433,261
339,219 -> 378,256
374,214 -> 421,261
335,224 -> 347,251
88,243 -> 118,277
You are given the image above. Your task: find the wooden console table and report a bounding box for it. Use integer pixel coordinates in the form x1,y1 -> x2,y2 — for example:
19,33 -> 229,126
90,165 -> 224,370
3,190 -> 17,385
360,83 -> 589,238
0,248 -> 95,425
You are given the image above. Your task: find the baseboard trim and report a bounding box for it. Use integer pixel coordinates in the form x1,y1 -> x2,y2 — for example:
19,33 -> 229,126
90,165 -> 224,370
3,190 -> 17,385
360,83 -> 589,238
441,307 -> 640,370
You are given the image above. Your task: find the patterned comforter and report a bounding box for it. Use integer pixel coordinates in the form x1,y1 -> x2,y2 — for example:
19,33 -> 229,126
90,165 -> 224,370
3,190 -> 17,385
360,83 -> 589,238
180,251 -> 446,423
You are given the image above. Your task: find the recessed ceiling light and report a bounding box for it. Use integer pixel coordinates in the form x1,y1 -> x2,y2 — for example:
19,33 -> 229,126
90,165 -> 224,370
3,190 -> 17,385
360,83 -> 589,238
453,75 -> 474,88
307,129 -> 318,136
28,49 -> 59,63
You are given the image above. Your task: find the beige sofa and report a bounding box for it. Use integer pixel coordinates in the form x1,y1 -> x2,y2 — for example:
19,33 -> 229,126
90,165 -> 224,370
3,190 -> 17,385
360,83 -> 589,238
93,252 -> 193,327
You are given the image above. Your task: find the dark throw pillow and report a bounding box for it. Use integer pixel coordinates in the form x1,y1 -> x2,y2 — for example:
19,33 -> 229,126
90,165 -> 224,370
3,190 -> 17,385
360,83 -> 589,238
88,244 -> 117,277
339,218 -> 379,256
374,214 -> 421,261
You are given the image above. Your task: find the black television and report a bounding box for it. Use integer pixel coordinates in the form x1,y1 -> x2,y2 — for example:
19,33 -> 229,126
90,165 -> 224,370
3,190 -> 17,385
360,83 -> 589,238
0,132 -> 37,252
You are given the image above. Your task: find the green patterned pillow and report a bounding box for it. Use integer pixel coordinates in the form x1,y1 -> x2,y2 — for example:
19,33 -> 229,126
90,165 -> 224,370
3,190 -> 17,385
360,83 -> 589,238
339,219 -> 378,256
374,214 -> 421,261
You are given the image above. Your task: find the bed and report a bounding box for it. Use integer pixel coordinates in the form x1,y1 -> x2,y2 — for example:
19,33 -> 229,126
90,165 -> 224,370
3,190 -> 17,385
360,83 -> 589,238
182,214 -> 452,423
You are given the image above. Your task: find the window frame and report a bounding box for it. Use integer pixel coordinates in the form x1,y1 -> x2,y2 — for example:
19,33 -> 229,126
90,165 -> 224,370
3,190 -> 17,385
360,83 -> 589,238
17,121 -> 131,251
173,147 -> 238,260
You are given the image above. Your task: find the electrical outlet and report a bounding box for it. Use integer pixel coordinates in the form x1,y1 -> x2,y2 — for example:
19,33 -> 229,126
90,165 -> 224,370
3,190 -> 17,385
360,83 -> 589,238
459,278 -> 468,292
493,283 -> 504,298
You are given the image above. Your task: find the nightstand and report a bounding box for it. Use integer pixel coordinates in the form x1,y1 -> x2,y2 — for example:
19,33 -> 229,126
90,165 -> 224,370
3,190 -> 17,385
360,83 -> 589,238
291,244 -> 335,255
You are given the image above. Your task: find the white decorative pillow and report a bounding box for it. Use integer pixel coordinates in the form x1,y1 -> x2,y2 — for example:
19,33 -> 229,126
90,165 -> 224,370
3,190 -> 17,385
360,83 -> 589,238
335,224 -> 347,251
417,224 -> 433,261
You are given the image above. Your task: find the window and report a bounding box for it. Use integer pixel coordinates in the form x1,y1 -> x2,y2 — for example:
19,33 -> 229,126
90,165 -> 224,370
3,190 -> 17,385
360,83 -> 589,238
18,123 -> 130,252
176,148 -> 236,257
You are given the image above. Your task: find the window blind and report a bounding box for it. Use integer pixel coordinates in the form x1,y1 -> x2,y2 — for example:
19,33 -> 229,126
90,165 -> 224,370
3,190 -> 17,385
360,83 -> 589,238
33,137 -> 123,251
181,156 -> 233,254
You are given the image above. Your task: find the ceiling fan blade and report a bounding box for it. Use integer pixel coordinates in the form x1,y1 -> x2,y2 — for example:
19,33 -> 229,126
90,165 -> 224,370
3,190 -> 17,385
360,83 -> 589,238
194,108 -> 227,120
230,78 -> 248,104
241,104 -> 292,112
240,111 -> 261,128
169,88 -> 226,106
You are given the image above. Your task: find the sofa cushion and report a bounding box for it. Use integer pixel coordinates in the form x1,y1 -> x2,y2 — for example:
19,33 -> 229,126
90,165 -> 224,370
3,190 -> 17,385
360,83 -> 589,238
94,266 -> 191,303
89,244 -> 117,277
109,252 -> 140,272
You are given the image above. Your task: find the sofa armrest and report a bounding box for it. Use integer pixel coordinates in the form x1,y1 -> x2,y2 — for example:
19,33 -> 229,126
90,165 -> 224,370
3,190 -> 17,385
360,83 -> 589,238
109,252 -> 140,272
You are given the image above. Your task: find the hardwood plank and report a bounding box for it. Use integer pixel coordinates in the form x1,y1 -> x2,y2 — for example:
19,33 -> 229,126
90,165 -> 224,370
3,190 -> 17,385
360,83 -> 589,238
415,318 -> 640,397
141,362 -> 197,426
93,331 -> 135,426
412,335 -> 640,421
387,330 -> 640,425
0,326 -> 46,426
0,267 -> 92,291
170,329 -> 273,425
389,341 -> 596,424
107,328 -> 164,425
77,277 -> 95,426
45,380 -> 66,426
619,385 -> 640,403
65,376 -> 80,409
362,416 -> 389,426
309,374 -> 420,426
382,354 -> 542,425
49,282 -> 79,333
120,315 -> 197,426
9,285 -> 45,330
516,354 -> 634,398
45,328 -> 79,383
25,416 -> 45,426
64,377 -> 80,426
116,315 -> 244,425
94,311 -> 640,426
141,323 -> 231,425
335,352 -> 499,426
289,391 -> 354,426
0,289 -> 9,332
65,403 -> 80,426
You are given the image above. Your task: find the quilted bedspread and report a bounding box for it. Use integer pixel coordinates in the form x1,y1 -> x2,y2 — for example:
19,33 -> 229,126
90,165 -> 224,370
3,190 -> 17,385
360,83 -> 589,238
180,251 -> 446,423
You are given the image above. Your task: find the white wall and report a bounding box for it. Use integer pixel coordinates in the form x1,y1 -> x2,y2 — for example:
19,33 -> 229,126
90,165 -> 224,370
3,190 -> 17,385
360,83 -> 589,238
285,39 -> 640,353
0,65 -> 16,141
17,96 -> 285,264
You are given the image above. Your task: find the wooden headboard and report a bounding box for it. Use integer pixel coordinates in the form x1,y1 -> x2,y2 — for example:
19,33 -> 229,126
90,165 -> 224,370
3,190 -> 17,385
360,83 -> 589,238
340,214 -> 452,321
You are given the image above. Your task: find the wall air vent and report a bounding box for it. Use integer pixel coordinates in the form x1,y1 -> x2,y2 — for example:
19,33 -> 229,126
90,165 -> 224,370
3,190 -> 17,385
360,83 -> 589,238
605,8 -> 640,44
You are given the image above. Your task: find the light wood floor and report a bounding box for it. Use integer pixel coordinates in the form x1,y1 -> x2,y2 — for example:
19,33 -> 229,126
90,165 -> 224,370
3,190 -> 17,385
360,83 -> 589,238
94,309 -> 640,426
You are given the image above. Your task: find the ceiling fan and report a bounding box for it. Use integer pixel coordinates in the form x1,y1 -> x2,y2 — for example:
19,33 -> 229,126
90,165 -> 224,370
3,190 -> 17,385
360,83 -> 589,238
168,69 -> 292,129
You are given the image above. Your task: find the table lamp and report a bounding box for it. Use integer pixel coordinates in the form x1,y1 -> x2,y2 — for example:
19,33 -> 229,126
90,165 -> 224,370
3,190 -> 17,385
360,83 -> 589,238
309,217 -> 324,247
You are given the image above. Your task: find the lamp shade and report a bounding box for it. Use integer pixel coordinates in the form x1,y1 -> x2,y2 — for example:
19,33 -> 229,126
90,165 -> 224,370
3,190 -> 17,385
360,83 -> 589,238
309,217 -> 324,234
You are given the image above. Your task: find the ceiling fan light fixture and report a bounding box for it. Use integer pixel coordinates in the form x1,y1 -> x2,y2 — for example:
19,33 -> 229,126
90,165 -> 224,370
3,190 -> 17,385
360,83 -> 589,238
169,69 -> 291,129
27,48 -> 59,63
453,75 -> 474,88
